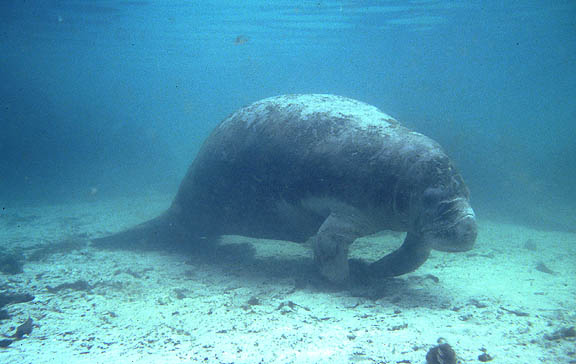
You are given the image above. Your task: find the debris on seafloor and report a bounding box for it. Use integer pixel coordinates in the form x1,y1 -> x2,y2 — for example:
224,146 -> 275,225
9,316 -> 33,339
276,300 -> 311,314
426,338 -> 460,364
500,306 -> 530,317
478,347 -> 494,361
0,292 -> 35,321
46,279 -> 92,293
0,292 -> 35,309
535,261 -> 556,275
0,316 -> 34,348
478,352 -> 494,361
544,326 -> 576,341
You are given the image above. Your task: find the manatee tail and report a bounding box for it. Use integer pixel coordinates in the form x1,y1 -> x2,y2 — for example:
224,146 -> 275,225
92,210 -> 199,251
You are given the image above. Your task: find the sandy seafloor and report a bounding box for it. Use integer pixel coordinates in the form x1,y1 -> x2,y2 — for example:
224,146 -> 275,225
1,192 -> 575,364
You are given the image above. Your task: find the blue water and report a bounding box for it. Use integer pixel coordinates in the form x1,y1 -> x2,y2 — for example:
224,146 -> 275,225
1,0 -> 575,230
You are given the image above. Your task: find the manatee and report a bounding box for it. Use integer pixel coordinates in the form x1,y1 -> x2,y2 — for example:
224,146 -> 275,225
93,94 -> 477,283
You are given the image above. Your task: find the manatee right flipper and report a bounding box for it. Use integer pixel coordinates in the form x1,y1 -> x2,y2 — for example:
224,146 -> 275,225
92,211 -> 196,251
312,212 -> 376,283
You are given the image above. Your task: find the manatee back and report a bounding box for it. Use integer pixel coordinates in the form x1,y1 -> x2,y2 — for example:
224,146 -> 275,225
218,94 -> 399,133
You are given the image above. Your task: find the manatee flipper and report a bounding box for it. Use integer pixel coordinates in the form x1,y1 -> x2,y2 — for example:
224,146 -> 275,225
367,232 -> 432,278
92,211 -> 197,251
312,212 -> 375,283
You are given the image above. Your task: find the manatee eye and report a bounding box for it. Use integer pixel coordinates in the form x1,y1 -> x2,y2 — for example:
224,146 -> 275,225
422,187 -> 444,207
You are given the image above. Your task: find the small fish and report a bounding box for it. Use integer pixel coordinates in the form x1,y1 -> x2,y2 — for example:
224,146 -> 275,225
234,35 -> 249,45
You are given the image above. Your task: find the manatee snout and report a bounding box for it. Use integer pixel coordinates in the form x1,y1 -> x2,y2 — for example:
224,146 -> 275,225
431,212 -> 477,252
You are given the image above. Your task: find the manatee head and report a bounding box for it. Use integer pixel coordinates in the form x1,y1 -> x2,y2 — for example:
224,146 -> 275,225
412,171 -> 477,253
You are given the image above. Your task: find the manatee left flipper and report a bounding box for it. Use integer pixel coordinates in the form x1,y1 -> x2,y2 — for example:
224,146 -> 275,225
312,212 -> 376,283
367,232 -> 432,278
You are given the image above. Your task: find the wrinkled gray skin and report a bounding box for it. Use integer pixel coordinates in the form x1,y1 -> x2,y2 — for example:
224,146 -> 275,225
93,94 -> 477,283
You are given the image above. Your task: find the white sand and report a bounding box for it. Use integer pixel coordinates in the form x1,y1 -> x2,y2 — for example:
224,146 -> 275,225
1,193 -> 575,363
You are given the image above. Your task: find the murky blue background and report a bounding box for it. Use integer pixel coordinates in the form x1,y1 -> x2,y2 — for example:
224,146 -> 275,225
1,0 -> 574,231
